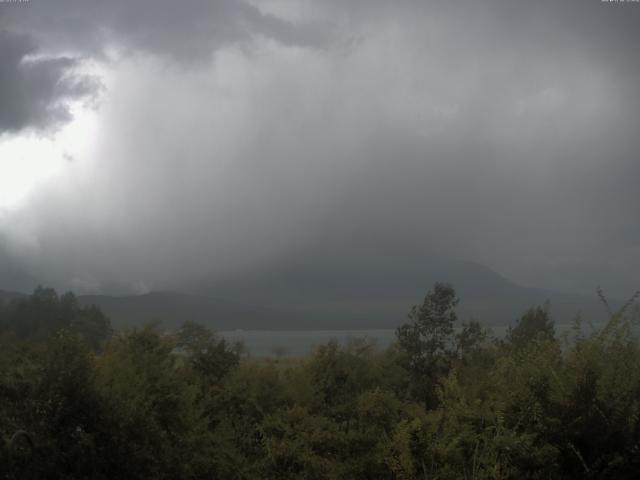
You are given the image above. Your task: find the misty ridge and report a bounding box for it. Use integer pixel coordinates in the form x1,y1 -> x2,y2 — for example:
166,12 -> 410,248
0,259 -> 628,332
2,0 -> 640,478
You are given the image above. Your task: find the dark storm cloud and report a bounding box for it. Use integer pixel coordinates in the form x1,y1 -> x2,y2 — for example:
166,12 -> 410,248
0,29 -> 98,133
0,0 -> 639,299
0,0 -> 327,132
1,0 -> 329,59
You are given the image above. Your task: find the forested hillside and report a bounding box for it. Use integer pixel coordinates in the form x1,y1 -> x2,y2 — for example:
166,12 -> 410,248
1,285 -> 639,479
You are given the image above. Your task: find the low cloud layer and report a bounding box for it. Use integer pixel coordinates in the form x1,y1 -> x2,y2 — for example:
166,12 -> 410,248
0,0 -> 639,299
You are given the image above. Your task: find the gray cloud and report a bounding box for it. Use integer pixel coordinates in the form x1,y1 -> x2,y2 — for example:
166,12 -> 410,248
1,0 -> 330,59
0,0 -> 328,132
0,0 -> 639,300
0,29 -> 98,133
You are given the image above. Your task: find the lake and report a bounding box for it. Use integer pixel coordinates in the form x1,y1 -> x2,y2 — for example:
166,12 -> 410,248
221,323 -> 607,357
221,329 -> 397,357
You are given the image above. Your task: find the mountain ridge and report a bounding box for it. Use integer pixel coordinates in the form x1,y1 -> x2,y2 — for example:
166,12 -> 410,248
1,260 -> 622,330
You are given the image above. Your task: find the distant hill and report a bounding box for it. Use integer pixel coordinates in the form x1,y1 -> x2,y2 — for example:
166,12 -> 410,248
77,292 -> 320,331
193,259 -> 525,306
78,260 -> 620,330
3,259 -> 624,330
191,259 -> 619,328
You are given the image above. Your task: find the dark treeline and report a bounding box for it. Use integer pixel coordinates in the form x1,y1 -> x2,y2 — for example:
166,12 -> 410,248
1,284 -> 640,479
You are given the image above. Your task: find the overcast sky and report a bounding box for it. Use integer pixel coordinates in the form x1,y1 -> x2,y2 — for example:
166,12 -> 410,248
0,0 -> 639,299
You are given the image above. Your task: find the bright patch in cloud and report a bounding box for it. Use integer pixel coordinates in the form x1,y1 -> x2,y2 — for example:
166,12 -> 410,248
0,103 -> 98,211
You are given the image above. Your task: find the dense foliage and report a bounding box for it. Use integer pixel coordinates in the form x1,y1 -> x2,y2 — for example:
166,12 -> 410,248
0,287 -> 111,350
1,285 -> 639,479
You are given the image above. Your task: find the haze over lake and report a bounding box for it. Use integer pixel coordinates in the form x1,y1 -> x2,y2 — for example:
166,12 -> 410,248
221,323 -> 610,357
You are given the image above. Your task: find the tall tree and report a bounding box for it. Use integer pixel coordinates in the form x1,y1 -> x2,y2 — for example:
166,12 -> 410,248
507,304 -> 555,349
396,282 -> 458,407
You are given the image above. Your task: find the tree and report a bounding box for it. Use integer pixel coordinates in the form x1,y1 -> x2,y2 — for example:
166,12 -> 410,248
507,304 -> 555,349
0,287 -> 112,350
176,320 -> 240,388
94,325 -> 198,479
396,283 -> 458,407
455,319 -> 488,358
